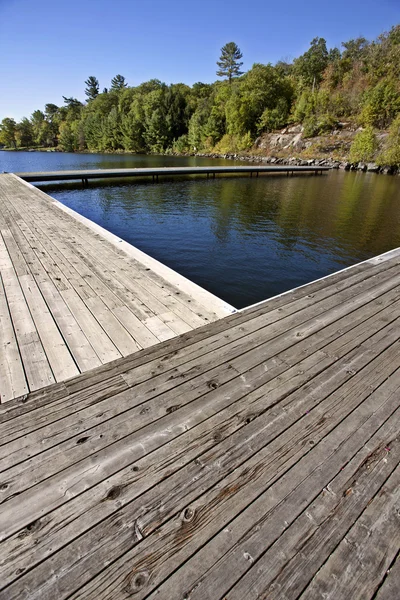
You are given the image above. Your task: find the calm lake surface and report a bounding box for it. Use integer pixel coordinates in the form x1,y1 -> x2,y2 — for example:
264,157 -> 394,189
2,150 -> 400,309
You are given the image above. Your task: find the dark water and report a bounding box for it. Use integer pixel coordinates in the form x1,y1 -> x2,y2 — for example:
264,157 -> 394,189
2,151 -> 400,309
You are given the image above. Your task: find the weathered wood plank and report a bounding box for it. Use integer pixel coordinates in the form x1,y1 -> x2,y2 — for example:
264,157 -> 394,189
0,199 -> 103,371
14,175 -> 234,319
2,296 -> 396,577
0,274 -> 28,402
0,234 -> 54,391
375,553 -> 400,600
2,276 -> 399,469
2,323 -> 399,599
153,386 -> 400,600
300,465 -> 400,600
1,232 -> 399,419
6,176 -> 223,324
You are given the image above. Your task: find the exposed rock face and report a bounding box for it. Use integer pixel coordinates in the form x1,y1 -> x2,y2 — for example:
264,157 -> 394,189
255,125 -> 356,156
190,123 -> 398,175
256,129 -> 306,152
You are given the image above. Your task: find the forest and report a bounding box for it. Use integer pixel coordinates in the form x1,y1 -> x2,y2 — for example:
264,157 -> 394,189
1,26 -> 400,165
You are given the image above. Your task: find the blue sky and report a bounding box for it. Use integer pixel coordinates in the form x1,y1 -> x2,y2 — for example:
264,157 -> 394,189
0,0 -> 399,120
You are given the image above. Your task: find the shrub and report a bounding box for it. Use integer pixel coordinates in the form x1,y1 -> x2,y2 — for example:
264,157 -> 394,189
172,135 -> 189,154
349,126 -> 378,162
377,114 -> 400,166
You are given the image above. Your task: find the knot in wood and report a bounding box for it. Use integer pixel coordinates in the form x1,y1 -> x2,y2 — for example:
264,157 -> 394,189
182,507 -> 195,522
76,436 -> 89,445
213,430 -> 223,442
124,570 -> 149,595
207,380 -> 219,390
104,485 -> 123,501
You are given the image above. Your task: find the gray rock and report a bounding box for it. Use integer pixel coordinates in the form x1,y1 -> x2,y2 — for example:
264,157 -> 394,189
287,124 -> 303,134
382,165 -> 396,175
366,162 -> 379,172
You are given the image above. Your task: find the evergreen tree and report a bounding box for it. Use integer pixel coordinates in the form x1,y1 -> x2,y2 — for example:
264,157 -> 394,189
111,74 -> 127,91
216,42 -> 244,83
58,122 -> 76,152
85,76 -> 100,100
62,96 -> 83,120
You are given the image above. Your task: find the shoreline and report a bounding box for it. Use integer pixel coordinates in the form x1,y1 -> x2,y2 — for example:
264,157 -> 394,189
1,147 -> 398,175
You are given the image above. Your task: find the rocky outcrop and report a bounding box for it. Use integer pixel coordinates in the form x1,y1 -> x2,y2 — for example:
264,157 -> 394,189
190,151 -> 398,175
255,127 -> 306,152
189,124 -> 398,175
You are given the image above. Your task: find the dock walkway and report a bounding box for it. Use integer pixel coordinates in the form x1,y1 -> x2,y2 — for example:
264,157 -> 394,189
0,174 -> 233,402
0,170 -> 399,599
15,164 -> 330,183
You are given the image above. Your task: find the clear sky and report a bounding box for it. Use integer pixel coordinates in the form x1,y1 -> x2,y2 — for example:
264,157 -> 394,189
0,0 -> 399,120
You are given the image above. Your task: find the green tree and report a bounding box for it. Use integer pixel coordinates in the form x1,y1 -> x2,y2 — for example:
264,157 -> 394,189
111,74 -> 128,91
85,76 -> 100,101
360,78 -> 400,128
16,118 -> 34,147
217,42 -> 244,83
30,110 -> 51,145
0,117 -> 17,147
120,97 -> 146,152
58,122 -> 77,152
44,103 -> 61,144
349,126 -> 378,162
378,113 -> 400,166
62,96 -> 83,121
294,37 -> 329,90
341,37 -> 368,62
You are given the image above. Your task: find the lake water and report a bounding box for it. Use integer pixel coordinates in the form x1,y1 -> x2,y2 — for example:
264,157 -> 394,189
2,150 -> 400,309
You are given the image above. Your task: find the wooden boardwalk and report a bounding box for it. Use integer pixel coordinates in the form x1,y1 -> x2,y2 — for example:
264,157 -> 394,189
0,174 -> 234,402
14,164 -> 330,183
1,241 -> 400,598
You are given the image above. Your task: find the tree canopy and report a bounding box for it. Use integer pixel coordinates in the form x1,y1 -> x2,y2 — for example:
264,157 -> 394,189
1,26 -> 400,165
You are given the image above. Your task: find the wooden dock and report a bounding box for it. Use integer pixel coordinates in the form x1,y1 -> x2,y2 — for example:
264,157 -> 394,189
0,174 -> 234,402
14,164 -> 330,183
0,171 -> 400,599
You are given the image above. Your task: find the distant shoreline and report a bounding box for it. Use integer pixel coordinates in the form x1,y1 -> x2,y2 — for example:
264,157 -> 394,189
1,147 -> 398,175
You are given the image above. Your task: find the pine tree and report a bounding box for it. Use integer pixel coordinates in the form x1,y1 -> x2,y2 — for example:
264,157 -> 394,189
110,74 -> 128,91
216,42 -> 244,83
85,76 -> 99,101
